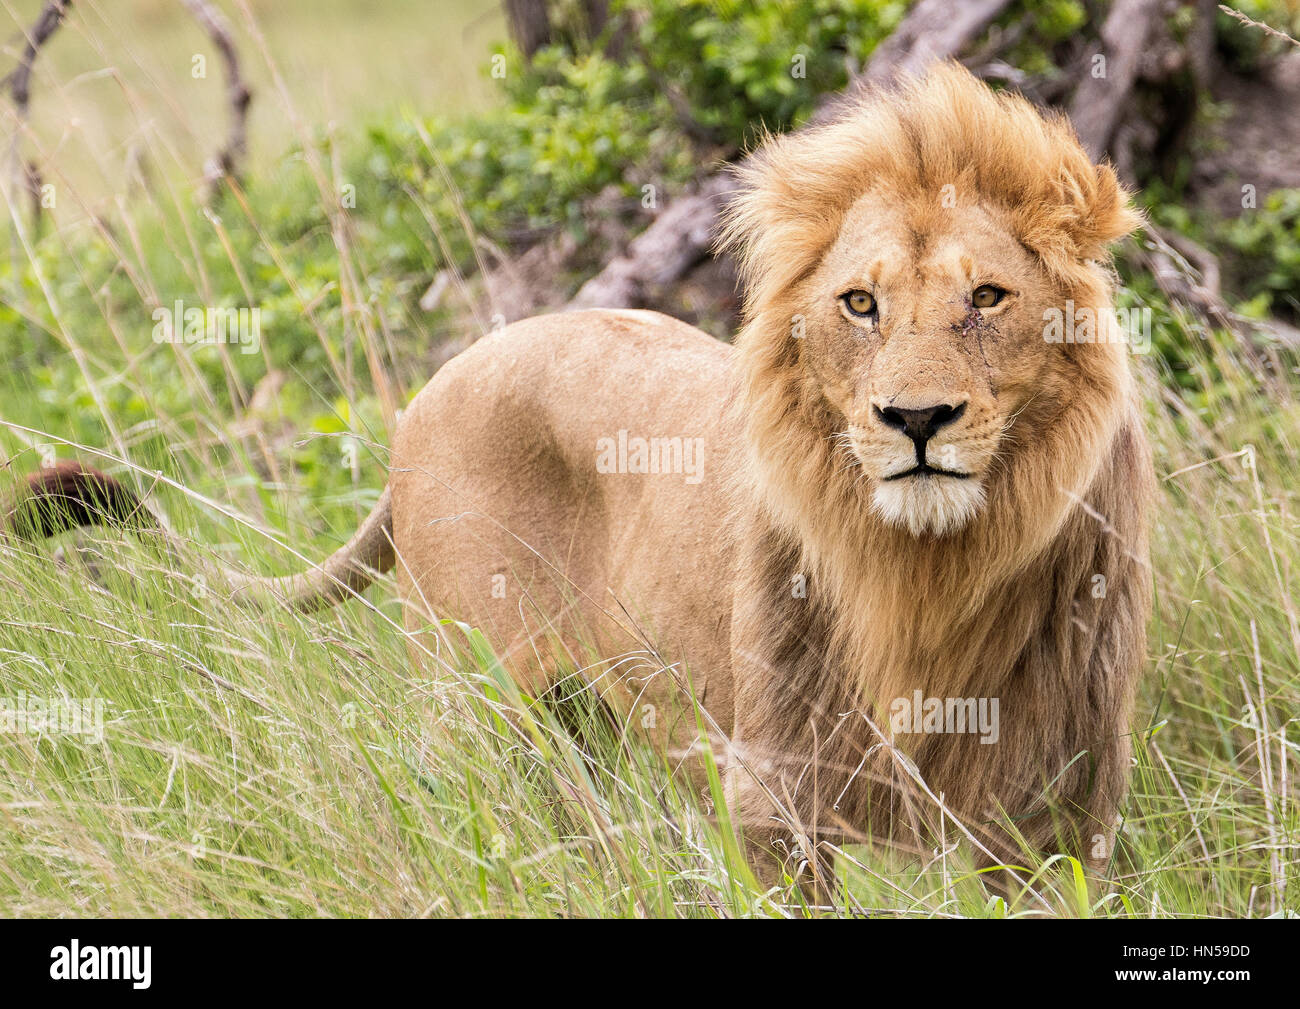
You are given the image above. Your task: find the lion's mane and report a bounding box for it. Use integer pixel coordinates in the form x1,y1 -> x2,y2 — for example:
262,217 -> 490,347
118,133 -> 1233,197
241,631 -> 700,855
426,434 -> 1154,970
720,65 -> 1153,861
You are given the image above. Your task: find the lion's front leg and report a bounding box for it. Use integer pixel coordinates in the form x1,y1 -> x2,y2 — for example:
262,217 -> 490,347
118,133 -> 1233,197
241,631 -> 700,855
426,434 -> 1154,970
725,537 -> 871,892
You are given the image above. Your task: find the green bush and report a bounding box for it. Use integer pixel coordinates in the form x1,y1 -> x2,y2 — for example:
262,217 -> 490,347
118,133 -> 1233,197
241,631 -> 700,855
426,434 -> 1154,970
354,0 -> 904,278
359,44 -> 696,268
997,0 -> 1087,79
1222,188 -> 1300,321
622,0 -> 905,145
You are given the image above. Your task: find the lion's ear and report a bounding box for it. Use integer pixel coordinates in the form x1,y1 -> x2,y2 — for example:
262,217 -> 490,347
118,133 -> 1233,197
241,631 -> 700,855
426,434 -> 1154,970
716,132 -> 843,314
1060,160 -> 1145,262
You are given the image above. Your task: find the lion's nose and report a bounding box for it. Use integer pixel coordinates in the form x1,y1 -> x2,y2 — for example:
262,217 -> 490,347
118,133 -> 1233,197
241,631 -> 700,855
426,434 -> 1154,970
874,402 -> 966,444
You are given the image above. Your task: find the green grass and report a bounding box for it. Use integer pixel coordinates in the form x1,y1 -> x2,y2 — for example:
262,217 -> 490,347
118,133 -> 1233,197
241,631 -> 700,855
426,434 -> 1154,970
0,533 -> 757,917
2,333 -> 1297,917
1,2 -> 1298,918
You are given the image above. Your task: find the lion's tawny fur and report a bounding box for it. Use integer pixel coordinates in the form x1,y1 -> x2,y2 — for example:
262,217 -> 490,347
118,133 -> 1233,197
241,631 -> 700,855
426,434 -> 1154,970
11,64 -> 1154,878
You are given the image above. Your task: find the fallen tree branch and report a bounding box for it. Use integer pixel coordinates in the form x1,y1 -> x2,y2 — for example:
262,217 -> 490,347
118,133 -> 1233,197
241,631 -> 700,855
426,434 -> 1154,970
1135,224 -> 1300,362
567,174 -> 734,310
1067,0 -> 1164,160
4,0 -> 73,222
849,0 -> 1019,92
5,0 -> 72,118
180,0 -> 252,198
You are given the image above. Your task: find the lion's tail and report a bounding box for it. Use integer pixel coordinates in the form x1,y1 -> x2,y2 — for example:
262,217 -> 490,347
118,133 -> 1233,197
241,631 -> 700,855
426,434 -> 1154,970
3,460 -> 394,613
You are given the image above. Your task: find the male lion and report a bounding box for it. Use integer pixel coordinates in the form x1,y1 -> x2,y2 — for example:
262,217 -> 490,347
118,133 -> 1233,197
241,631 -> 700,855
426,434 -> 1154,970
8,65 -> 1152,881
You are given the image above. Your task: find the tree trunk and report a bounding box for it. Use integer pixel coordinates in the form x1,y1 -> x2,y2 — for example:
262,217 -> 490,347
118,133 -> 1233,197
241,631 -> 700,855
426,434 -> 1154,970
504,0 -> 551,59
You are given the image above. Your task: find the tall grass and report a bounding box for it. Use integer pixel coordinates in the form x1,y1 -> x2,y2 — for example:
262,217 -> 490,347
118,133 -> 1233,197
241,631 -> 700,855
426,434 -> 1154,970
1,3 -> 1297,918
3,0 -> 503,208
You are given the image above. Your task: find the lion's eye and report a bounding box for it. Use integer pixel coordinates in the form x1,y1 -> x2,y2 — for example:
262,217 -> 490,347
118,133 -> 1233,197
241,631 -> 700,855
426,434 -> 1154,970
842,290 -> 876,318
972,285 -> 1006,309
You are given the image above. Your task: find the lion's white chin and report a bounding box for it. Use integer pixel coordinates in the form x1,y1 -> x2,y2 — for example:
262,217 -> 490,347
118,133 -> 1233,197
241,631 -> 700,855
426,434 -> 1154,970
871,475 -> 986,537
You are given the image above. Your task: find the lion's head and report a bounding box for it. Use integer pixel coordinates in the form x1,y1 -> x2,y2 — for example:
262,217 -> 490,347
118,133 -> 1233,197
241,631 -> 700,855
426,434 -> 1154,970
722,63 -> 1143,549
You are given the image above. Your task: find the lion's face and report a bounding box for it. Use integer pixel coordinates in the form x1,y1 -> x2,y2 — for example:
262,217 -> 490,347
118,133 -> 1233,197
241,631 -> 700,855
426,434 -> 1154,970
725,65 -> 1143,549
799,192 -> 1066,536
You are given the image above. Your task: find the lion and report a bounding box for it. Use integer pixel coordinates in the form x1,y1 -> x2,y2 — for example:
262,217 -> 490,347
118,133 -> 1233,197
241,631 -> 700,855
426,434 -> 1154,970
6,64 -> 1152,882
